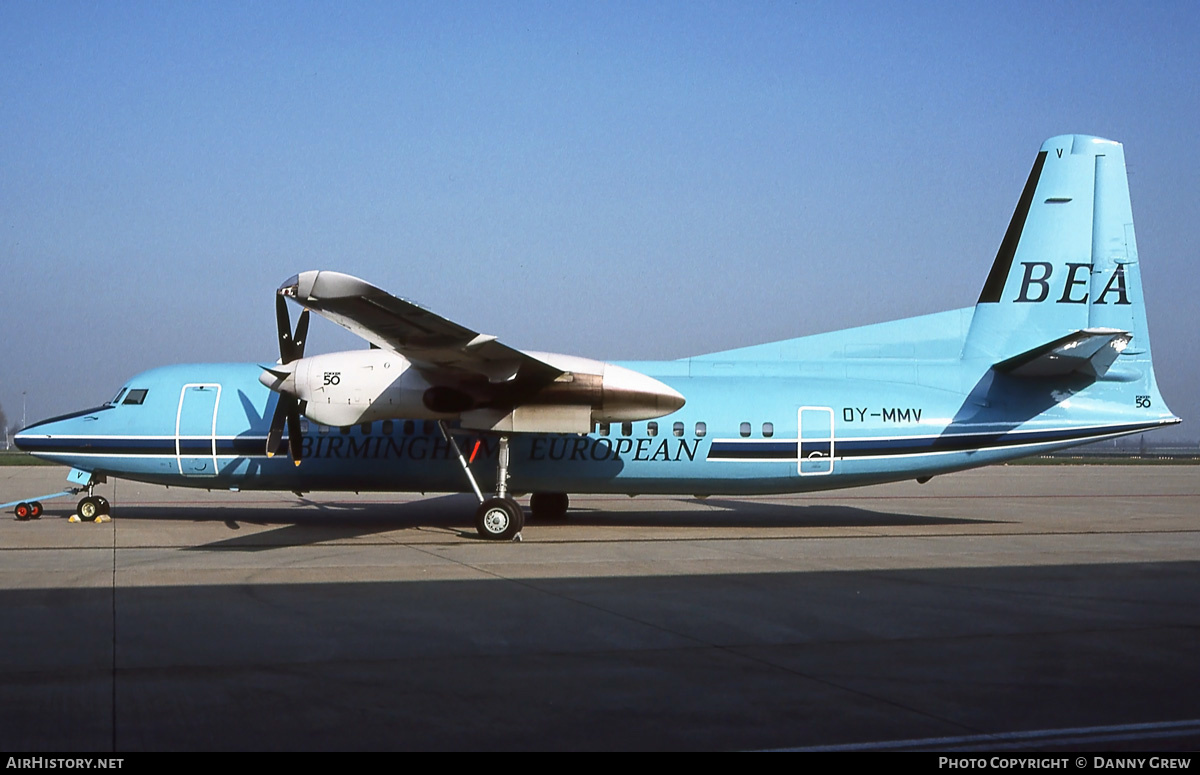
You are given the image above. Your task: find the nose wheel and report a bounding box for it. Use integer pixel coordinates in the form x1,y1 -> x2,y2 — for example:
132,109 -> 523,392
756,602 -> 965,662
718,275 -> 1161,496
77,495 -> 110,520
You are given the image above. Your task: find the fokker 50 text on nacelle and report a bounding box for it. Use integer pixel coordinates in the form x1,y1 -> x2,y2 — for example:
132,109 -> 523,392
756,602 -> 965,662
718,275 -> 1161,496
15,135 -> 1180,539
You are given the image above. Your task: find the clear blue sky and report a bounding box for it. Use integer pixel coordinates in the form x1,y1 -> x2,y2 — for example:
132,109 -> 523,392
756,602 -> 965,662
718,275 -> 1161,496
2,1 -> 1196,441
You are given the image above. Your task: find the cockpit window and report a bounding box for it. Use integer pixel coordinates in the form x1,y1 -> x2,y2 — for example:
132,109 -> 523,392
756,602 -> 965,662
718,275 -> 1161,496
122,389 -> 149,405
109,388 -> 127,405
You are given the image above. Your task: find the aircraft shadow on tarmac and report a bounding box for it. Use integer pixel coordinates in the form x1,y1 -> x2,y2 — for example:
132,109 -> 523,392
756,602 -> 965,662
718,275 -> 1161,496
79,494 -> 1009,551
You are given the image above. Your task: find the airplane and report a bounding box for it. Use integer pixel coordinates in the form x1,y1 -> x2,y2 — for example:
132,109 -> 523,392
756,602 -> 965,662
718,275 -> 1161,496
12,134 -> 1181,539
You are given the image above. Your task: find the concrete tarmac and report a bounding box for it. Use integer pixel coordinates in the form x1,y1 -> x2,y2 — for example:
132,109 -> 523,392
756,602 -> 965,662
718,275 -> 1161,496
0,464 -> 1197,751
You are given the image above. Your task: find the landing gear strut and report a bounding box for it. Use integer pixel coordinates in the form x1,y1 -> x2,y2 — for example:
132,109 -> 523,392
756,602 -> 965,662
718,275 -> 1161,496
473,434 -> 523,540
438,423 -> 524,541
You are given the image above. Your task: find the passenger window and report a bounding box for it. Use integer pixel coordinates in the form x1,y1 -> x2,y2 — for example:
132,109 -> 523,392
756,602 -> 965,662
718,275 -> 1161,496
695,422 -> 706,438
403,420 -> 415,435
382,420 -> 394,435
300,420 -> 309,433
340,425 -> 351,435
360,422 -> 371,435
621,421 -> 632,436
319,425 -> 330,435
673,422 -> 684,437
762,422 -> 774,438
123,389 -> 148,405
423,420 -> 435,435
598,423 -> 610,437
647,421 -> 658,437
739,422 -> 751,438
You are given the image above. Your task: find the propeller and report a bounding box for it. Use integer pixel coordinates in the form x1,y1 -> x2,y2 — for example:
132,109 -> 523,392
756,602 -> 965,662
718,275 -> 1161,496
265,294 -> 309,465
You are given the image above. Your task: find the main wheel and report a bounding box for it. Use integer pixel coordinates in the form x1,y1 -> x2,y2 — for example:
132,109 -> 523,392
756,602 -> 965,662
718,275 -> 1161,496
529,492 -> 569,521
77,496 -> 102,520
475,497 -> 524,541
29,501 -> 43,519
14,502 -> 31,521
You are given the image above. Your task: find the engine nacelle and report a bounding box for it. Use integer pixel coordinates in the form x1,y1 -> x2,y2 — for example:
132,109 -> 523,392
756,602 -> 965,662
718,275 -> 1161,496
264,349 -> 450,428
260,348 -> 685,431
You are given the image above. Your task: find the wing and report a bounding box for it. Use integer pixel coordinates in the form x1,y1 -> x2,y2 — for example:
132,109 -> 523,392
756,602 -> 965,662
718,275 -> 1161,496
279,270 -> 563,388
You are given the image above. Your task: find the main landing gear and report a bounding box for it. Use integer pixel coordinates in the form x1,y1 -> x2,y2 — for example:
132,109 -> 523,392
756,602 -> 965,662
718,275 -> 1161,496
474,432 -> 523,541
437,424 -> 573,540
474,487 -> 572,538
438,422 -> 524,541
475,496 -> 523,541
529,492 -> 569,521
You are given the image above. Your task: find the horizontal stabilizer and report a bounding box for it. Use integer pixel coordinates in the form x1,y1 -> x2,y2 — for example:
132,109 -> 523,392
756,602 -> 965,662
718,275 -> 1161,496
993,328 -> 1130,378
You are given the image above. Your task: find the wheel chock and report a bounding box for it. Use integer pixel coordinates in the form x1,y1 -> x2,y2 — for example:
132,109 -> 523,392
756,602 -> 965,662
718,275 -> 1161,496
69,514 -> 82,523
94,514 -> 111,523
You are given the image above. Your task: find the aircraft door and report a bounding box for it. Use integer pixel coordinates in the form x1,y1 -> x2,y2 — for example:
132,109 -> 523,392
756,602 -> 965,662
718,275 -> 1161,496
176,383 -> 221,477
798,406 -> 834,475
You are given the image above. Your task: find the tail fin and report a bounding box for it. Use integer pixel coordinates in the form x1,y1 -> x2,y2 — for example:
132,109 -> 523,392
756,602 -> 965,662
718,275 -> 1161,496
963,135 -> 1157,384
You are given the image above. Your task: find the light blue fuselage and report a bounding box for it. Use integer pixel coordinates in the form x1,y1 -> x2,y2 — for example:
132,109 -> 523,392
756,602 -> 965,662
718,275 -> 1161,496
17,306 -> 1174,497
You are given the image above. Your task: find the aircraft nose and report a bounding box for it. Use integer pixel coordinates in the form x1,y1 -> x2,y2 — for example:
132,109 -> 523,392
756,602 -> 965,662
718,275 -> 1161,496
10,424 -> 59,454
10,408 -> 105,456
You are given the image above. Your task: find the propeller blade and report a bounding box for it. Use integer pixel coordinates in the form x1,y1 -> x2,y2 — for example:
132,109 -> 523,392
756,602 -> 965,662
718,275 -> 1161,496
276,295 -> 298,363
269,294 -> 308,464
293,310 -> 309,360
287,401 -> 304,466
265,396 -> 290,457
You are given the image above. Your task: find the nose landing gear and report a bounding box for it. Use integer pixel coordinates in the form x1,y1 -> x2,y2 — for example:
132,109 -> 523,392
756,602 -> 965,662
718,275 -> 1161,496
76,495 -> 110,520
74,480 -> 111,522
